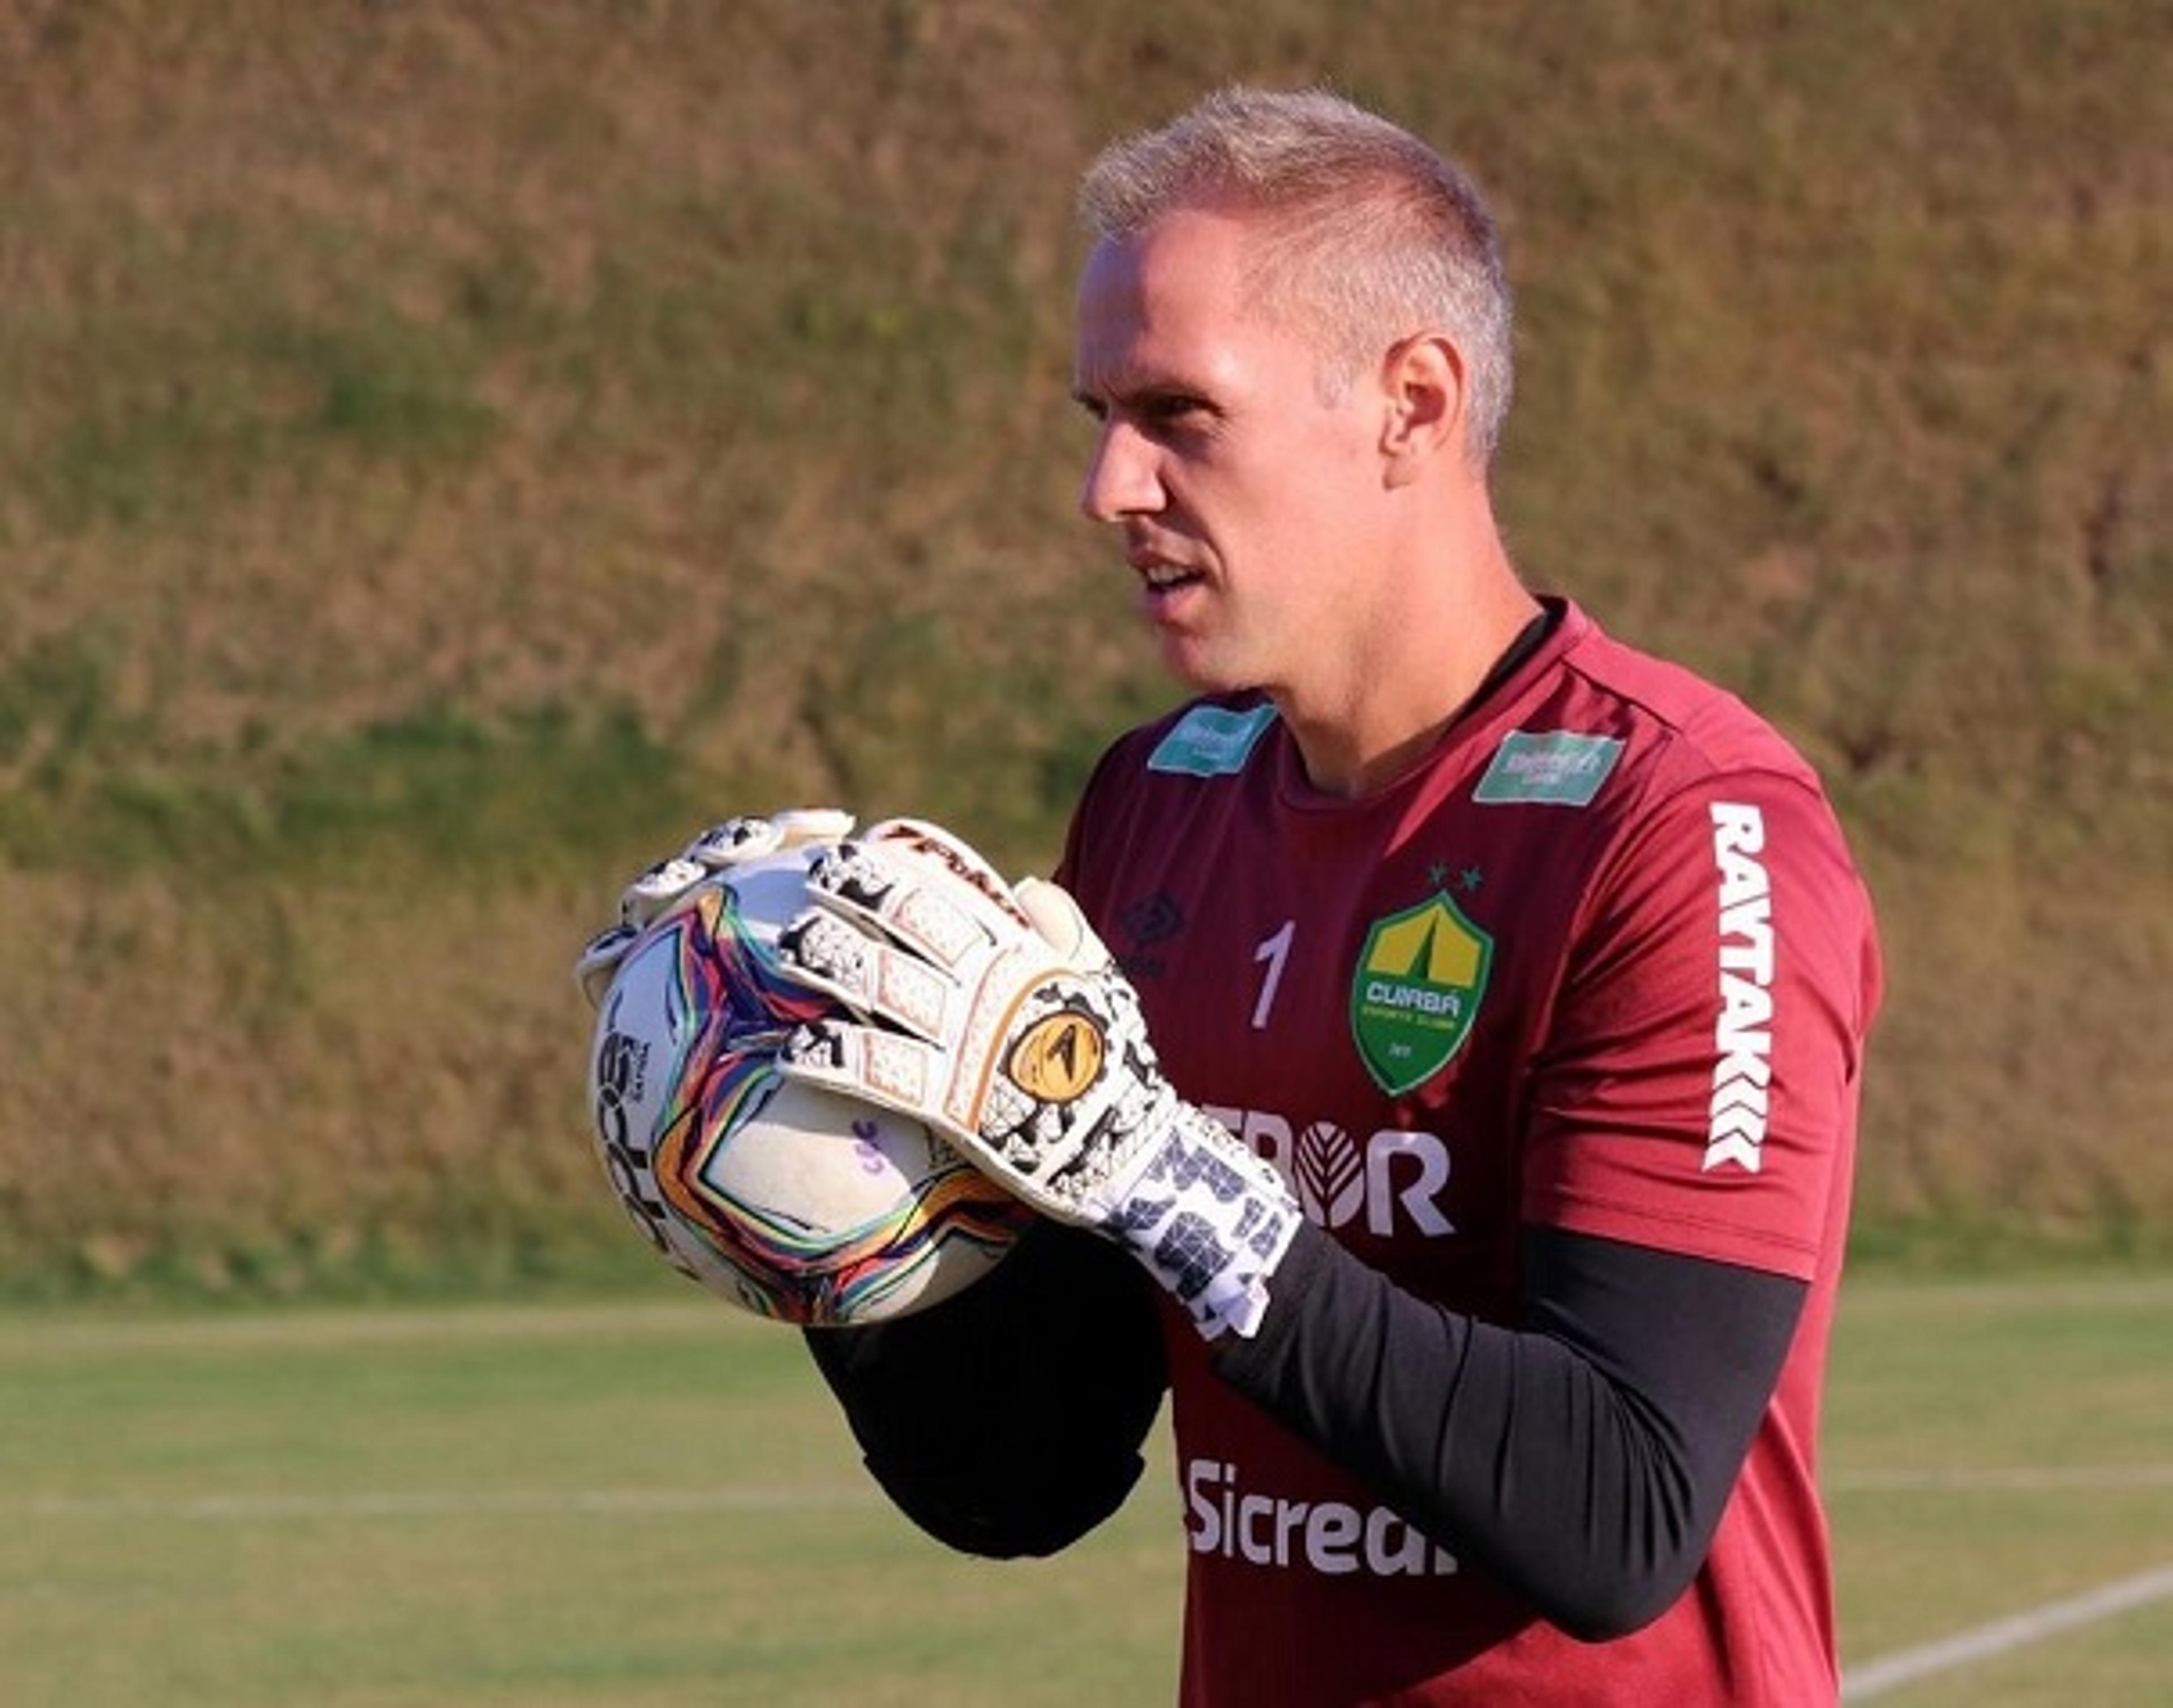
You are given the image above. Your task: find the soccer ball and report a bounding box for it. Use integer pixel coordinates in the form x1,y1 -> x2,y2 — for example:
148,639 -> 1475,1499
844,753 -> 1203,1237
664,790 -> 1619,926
585,846 -> 1029,1325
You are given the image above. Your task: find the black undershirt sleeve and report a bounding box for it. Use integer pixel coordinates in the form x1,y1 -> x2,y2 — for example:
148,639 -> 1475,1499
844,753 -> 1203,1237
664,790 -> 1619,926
803,1208 -> 1804,1635
1212,1219 -> 1809,1640
803,1219 -> 1166,1559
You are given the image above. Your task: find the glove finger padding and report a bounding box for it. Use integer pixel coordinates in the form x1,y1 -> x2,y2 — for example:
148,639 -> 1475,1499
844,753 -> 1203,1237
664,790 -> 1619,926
574,923 -> 645,1010
617,854 -> 713,930
1014,875 -> 1116,973
573,807 -> 856,1009
635,807 -> 857,925
774,824 -> 1303,1339
776,829 -> 1138,1207
681,806 -> 856,872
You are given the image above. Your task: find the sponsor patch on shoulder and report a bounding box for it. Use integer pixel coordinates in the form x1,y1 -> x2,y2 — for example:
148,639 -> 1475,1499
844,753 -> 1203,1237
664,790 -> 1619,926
1147,703 -> 1279,777
1472,730 -> 1624,806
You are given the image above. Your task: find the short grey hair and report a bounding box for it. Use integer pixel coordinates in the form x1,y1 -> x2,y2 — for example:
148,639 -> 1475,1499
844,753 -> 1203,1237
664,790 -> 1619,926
1077,87 -> 1515,468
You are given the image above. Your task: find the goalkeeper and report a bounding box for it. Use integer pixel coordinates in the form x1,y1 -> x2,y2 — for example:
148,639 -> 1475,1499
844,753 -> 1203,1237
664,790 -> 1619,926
589,87 -> 1880,1706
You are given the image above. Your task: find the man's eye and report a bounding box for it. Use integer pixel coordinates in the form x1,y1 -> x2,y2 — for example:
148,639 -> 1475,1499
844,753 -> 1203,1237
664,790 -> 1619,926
1146,395 -> 1212,427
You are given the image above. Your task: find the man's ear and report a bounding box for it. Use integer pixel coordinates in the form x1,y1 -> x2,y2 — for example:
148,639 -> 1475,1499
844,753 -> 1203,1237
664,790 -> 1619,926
1379,333 -> 1466,488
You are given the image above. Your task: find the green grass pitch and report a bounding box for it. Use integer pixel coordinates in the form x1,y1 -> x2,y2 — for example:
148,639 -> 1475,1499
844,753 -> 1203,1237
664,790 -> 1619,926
1,1274 -> 2166,1705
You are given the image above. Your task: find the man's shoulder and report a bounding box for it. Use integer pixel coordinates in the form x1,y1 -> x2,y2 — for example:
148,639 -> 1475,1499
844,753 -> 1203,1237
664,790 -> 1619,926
1552,607 -> 1821,793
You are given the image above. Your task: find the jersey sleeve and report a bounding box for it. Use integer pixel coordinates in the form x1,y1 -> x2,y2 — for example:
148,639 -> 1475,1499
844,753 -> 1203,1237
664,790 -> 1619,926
1523,767 -> 1880,1277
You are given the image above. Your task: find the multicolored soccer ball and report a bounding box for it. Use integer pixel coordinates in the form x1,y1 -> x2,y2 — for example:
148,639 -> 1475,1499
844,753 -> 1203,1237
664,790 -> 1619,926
585,847 -> 1029,1325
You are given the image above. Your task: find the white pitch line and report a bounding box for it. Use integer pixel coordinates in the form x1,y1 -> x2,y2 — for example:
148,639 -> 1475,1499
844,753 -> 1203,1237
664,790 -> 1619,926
1842,1561 -> 2173,1701
16,1485 -> 881,1522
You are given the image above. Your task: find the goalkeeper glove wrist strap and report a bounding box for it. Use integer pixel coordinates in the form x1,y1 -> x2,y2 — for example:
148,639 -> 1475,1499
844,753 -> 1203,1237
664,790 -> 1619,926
1096,1103 -> 1302,1343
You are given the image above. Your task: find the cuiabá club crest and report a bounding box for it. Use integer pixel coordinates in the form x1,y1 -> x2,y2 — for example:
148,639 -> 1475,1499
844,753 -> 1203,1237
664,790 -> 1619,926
1349,891 -> 1493,1095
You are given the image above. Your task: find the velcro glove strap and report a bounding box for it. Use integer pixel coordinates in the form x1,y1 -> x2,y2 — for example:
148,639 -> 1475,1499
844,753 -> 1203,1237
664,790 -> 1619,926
1092,1102 -> 1300,1340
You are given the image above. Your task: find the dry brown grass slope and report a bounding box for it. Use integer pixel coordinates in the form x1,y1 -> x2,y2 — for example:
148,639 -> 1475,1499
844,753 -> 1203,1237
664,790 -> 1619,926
0,0 -> 2166,1289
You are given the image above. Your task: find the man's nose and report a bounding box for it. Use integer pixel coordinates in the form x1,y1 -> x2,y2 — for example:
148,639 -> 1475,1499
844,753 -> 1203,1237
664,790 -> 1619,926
1079,420 -> 1163,523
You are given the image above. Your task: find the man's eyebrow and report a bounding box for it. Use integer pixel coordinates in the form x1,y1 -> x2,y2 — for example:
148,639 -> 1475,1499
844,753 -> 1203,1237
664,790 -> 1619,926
1070,375 -> 1212,416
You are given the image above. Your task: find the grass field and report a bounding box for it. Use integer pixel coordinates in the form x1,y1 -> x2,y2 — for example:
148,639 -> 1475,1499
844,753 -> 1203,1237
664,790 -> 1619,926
2,1273 -> 2167,1706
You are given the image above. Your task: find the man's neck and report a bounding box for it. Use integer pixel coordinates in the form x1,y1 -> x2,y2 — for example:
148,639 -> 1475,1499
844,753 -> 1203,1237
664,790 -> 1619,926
1282,572 -> 1545,799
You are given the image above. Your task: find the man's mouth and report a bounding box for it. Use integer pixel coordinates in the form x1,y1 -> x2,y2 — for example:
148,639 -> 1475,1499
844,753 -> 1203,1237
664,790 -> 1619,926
1128,541 -> 1206,591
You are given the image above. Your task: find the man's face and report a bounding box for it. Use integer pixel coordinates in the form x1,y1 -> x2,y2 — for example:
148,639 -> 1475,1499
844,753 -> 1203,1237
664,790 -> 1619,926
1071,206 -> 1393,703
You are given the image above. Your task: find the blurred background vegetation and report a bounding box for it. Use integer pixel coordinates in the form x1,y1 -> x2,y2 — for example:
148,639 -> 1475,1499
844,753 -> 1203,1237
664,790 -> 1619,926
0,0 -> 2165,1296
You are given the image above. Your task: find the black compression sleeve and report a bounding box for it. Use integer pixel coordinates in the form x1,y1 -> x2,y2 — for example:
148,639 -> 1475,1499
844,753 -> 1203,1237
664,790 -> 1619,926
804,1220 -> 1167,1558
1211,1220 -> 1808,1639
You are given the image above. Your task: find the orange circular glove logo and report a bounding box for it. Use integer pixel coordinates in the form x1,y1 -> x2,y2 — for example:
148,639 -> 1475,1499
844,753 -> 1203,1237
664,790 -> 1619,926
1006,1013 -> 1105,1104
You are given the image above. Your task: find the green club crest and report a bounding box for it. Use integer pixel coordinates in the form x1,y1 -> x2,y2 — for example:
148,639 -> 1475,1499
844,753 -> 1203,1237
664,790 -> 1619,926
1350,891 -> 1493,1095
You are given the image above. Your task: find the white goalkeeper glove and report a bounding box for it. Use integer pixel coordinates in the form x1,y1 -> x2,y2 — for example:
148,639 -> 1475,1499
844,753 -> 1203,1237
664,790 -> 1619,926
774,818 -> 1300,1341
573,807 -> 856,1008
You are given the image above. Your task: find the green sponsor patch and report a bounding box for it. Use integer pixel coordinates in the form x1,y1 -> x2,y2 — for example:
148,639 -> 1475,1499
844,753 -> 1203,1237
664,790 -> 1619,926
1146,703 -> 1278,777
1472,730 -> 1624,806
1350,891 -> 1493,1095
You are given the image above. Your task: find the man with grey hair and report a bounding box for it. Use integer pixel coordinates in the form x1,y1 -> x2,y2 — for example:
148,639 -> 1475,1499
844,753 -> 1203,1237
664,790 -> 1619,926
1076,85 -> 1517,468
783,86 -> 1876,1703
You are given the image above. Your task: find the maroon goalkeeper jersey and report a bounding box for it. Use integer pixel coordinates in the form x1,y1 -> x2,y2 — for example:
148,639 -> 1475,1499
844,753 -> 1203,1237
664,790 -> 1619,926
1058,599 -> 1881,1706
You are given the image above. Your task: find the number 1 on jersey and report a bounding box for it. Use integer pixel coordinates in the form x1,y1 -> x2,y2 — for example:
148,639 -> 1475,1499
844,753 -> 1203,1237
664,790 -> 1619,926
1251,919 -> 1296,1030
